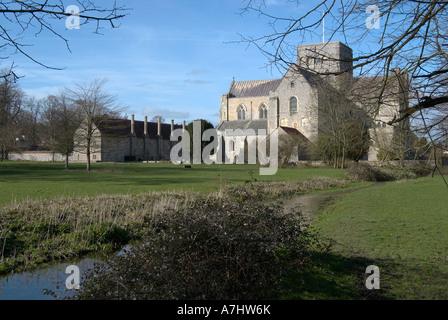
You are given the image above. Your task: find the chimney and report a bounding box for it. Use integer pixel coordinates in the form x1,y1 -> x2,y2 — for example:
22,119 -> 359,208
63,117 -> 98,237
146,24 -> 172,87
131,114 -> 135,135
182,120 -> 186,130
171,119 -> 174,135
157,117 -> 161,136
144,116 -> 148,135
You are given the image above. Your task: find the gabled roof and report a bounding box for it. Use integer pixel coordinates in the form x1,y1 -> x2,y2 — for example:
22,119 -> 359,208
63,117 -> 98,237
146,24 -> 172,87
93,118 -> 182,139
349,74 -> 404,98
279,126 -> 308,141
227,64 -> 320,99
228,79 -> 282,98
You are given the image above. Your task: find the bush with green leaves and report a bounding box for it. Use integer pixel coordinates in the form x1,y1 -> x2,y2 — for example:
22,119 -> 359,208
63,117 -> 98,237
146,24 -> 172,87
72,197 -> 321,300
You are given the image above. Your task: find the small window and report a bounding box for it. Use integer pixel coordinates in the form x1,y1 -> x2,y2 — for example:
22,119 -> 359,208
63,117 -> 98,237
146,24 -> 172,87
301,118 -> 309,127
314,58 -> 323,66
291,82 -> 295,89
280,118 -> 288,127
229,139 -> 235,152
259,105 -> 268,119
237,106 -> 246,120
93,155 -> 97,160
290,97 -> 298,114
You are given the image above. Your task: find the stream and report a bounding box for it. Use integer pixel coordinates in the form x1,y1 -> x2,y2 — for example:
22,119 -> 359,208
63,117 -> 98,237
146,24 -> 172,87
0,182 -> 384,300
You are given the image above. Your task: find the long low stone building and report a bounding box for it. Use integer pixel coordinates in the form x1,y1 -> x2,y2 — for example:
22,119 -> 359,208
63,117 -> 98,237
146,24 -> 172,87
72,115 -> 183,163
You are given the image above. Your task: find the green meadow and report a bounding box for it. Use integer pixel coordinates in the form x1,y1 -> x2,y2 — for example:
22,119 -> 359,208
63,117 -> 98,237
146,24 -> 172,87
0,161 -> 346,207
308,176 -> 448,299
1,161 -> 447,299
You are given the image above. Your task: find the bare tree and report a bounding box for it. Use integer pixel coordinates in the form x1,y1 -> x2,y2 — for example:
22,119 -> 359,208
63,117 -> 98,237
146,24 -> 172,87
40,91 -> 81,167
239,0 -> 448,129
41,95 -> 59,158
69,78 -> 122,171
308,82 -> 370,168
0,0 -> 129,80
55,91 -> 82,169
0,72 -> 24,160
12,96 -> 42,151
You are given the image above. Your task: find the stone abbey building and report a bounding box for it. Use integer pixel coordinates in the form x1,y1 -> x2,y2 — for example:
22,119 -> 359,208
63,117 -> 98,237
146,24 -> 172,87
218,41 -> 410,162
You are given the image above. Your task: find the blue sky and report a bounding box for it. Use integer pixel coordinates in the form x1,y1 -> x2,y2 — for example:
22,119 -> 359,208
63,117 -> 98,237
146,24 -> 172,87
4,0 -> 370,126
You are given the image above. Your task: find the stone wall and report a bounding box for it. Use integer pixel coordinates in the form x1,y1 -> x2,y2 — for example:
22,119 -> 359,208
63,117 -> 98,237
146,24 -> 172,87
8,152 -> 71,162
270,67 -> 319,140
226,96 -> 269,122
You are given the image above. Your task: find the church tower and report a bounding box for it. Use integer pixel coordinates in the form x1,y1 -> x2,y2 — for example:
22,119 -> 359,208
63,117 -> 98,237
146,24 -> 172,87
297,41 -> 353,87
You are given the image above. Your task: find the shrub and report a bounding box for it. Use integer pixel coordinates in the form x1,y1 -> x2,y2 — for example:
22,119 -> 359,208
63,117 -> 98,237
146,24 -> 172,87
408,162 -> 432,178
346,162 -> 395,182
72,198 -> 320,300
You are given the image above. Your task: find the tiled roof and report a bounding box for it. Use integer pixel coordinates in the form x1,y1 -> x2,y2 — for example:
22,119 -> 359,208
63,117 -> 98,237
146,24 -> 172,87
93,118 -> 182,139
279,126 -> 309,141
228,79 -> 281,98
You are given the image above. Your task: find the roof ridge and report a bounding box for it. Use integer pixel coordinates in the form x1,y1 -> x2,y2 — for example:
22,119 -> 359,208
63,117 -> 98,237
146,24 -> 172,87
234,78 -> 281,84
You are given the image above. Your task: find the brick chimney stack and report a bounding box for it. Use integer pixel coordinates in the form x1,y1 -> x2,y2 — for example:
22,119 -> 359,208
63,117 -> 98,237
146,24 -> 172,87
131,114 -> 135,135
171,119 -> 174,135
144,116 -> 148,135
157,117 -> 161,136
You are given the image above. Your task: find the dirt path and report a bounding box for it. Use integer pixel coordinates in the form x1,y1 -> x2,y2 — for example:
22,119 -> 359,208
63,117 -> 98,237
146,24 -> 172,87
283,182 -> 385,223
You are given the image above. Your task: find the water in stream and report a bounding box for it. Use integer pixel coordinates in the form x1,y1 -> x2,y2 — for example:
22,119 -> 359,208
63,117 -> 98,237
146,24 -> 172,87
0,257 -> 99,300
0,183 -> 384,300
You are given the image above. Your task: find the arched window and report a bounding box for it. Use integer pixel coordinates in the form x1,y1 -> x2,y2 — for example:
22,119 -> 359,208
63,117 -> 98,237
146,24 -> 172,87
237,105 -> 246,120
259,104 -> 268,119
290,97 -> 298,114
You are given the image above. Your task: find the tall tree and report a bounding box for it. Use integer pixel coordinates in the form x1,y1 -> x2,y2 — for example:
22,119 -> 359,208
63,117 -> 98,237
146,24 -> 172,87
41,95 -> 59,158
69,78 -> 122,171
185,119 -> 215,162
55,91 -> 82,169
308,82 -> 371,168
41,91 -> 81,168
0,73 -> 24,160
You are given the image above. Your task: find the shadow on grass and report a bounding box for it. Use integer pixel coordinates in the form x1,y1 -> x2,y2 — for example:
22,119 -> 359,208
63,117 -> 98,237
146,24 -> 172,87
284,248 -> 448,300
283,250 -> 396,300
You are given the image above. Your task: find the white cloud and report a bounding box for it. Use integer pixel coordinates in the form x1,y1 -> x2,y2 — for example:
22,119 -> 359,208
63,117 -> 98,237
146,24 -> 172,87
142,107 -> 190,121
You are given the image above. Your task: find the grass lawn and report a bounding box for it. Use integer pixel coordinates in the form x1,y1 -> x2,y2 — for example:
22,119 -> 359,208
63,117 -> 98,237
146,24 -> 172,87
3,160 -> 446,299
0,161 -> 347,207
308,176 -> 448,299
